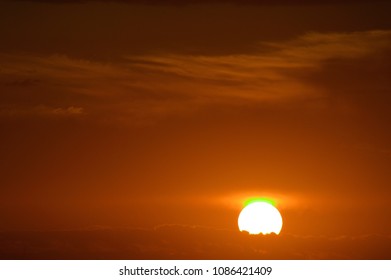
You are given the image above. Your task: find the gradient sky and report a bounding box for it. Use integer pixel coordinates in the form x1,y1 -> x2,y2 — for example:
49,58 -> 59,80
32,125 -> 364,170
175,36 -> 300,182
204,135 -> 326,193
1,0 -> 391,259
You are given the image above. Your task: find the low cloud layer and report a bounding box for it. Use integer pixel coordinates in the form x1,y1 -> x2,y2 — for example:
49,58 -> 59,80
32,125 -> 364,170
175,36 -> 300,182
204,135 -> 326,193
1,226 -> 390,259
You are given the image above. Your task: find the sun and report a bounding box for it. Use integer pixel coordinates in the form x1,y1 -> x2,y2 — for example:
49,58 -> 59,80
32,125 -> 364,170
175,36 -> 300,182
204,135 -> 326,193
238,201 -> 283,235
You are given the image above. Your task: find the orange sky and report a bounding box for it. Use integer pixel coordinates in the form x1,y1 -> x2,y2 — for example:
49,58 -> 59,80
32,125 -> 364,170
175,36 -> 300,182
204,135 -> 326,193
0,0 -> 391,259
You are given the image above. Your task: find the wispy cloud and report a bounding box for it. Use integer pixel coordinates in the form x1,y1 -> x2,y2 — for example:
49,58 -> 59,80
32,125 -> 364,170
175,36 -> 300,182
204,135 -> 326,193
128,30 -> 391,100
1,30 -> 390,122
0,105 -> 84,118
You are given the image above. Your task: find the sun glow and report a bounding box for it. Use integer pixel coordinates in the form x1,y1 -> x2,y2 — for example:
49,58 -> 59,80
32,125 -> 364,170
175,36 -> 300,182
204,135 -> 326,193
238,201 -> 283,235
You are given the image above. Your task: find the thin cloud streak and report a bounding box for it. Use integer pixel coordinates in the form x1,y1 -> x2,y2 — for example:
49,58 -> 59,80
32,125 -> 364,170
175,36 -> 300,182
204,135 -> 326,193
1,30 -> 390,122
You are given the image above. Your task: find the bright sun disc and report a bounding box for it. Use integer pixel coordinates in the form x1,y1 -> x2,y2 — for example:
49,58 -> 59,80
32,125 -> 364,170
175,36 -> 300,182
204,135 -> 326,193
238,202 -> 283,235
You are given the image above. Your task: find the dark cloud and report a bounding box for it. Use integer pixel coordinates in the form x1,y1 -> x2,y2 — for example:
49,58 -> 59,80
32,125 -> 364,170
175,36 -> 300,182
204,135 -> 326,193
11,0 -> 390,5
2,0 -> 390,59
1,226 -> 390,259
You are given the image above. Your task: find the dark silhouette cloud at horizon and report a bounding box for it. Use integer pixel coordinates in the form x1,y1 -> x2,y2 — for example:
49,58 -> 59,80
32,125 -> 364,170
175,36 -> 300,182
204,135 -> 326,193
1,226 -> 390,260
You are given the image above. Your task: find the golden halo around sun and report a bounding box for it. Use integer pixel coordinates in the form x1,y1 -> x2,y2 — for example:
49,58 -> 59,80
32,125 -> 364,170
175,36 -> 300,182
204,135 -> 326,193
238,201 -> 283,235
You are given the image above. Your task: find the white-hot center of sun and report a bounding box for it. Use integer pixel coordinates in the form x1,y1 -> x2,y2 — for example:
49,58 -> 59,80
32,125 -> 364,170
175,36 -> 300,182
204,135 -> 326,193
238,202 -> 283,235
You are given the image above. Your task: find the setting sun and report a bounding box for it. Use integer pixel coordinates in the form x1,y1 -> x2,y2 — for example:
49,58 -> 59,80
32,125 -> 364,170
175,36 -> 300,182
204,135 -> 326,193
238,202 -> 283,235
